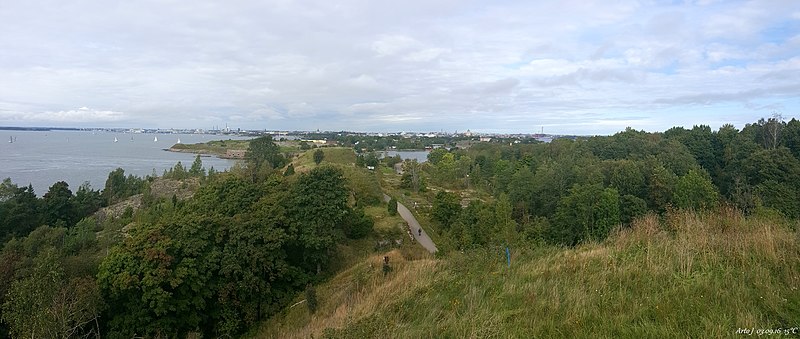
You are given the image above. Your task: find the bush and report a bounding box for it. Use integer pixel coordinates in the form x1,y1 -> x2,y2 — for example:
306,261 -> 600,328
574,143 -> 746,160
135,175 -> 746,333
388,198 -> 398,216
344,208 -> 374,239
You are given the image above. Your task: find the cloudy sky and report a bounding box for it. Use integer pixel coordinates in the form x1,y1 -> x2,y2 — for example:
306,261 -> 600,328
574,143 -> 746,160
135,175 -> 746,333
1,0 -> 799,134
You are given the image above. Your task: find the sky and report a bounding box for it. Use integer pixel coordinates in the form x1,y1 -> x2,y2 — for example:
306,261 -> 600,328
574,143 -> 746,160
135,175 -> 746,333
1,0 -> 799,135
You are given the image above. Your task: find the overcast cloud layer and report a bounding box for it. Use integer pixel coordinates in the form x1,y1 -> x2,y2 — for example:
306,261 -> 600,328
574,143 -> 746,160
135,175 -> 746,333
1,0 -> 799,134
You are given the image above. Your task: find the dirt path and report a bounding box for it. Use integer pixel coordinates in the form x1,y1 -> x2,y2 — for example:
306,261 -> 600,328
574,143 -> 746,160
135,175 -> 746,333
384,194 -> 438,253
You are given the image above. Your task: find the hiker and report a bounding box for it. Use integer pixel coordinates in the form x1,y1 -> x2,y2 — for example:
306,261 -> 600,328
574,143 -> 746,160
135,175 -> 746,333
418,228 -> 422,236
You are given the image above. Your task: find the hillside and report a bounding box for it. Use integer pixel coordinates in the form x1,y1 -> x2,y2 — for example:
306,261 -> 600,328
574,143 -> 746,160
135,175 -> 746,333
255,209 -> 800,338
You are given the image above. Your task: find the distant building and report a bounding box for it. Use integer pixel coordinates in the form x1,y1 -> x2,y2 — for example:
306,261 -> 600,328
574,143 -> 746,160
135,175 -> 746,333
303,139 -> 331,146
225,149 -> 247,159
479,137 -> 492,142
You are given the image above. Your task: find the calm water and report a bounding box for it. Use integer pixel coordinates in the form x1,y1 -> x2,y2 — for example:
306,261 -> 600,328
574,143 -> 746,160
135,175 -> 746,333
0,130 -> 250,195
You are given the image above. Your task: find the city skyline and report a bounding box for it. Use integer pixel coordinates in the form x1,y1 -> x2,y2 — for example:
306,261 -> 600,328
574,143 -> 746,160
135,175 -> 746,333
1,0 -> 799,135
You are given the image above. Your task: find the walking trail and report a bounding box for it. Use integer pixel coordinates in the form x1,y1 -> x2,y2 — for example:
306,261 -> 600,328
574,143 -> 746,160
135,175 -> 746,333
384,194 -> 438,253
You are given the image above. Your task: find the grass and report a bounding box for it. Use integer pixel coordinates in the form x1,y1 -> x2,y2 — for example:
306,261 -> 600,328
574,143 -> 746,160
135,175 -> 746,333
253,207 -> 800,338
363,205 -> 406,233
292,147 -> 358,173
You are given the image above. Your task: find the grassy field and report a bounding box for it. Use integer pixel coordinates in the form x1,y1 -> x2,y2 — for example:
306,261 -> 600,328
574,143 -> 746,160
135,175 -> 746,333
254,208 -> 800,338
291,147 -> 358,172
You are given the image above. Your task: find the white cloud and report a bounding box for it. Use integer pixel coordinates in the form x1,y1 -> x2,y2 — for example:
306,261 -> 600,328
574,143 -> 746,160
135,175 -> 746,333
372,35 -> 418,57
0,0 -> 798,134
0,107 -> 125,123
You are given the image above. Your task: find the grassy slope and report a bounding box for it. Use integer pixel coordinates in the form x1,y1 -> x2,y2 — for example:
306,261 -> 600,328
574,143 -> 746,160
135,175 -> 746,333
255,208 -> 800,338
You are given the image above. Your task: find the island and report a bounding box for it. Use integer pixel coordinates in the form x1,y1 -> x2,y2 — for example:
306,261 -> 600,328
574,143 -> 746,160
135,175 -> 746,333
167,139 -> 252,159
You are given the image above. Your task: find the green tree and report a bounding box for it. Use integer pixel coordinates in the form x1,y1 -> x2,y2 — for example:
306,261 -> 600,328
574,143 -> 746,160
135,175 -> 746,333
593,188 -> 621,240
608,159 -> 645,197
673,169 -> 719,210
43,181 -> 75,228
285,166 -> 349,273
781,118 -> 800,159
102,168 -> 145,204
2,250 -> 102,338
103,168 -> 126,204
427,149 -> 448,165
620,194 -> 647,225
431,191 -> 460,230
508,167 -> 536,215
343,207 -> 374,239
247,136 -> 286,174
0,180 -> 41,241
400,160 -> 424,192
383,154 -> 402,169
314,149 -> 325,165
552,184 -> 619,245
189,154 -> 205,177
305,284 -> 318,314
284,163 -> 295,176
171,161 -> 188,180
645,159 -> 677,211
73,182 -> 104,217
493,194 -> 519,245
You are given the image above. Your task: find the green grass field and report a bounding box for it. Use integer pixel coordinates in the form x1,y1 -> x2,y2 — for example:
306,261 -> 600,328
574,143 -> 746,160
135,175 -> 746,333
253,208 -> 800,338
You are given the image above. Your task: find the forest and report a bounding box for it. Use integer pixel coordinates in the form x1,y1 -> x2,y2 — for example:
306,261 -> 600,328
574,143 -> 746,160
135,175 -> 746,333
406,116 -> 800,251
0,116 -> 799,337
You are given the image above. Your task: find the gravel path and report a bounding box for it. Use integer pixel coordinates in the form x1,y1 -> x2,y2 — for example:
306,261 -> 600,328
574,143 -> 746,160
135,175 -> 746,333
384,194 -> 438,253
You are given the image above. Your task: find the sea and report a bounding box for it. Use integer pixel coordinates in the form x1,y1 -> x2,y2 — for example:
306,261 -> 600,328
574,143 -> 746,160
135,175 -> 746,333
0,130 -> 250,195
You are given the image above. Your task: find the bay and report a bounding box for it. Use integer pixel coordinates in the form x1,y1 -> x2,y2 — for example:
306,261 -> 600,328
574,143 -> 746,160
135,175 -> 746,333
0,130 -> 250,195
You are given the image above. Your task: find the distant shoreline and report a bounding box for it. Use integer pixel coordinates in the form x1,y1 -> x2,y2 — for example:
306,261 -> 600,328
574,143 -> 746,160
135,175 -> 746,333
0,126 -> 80,131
